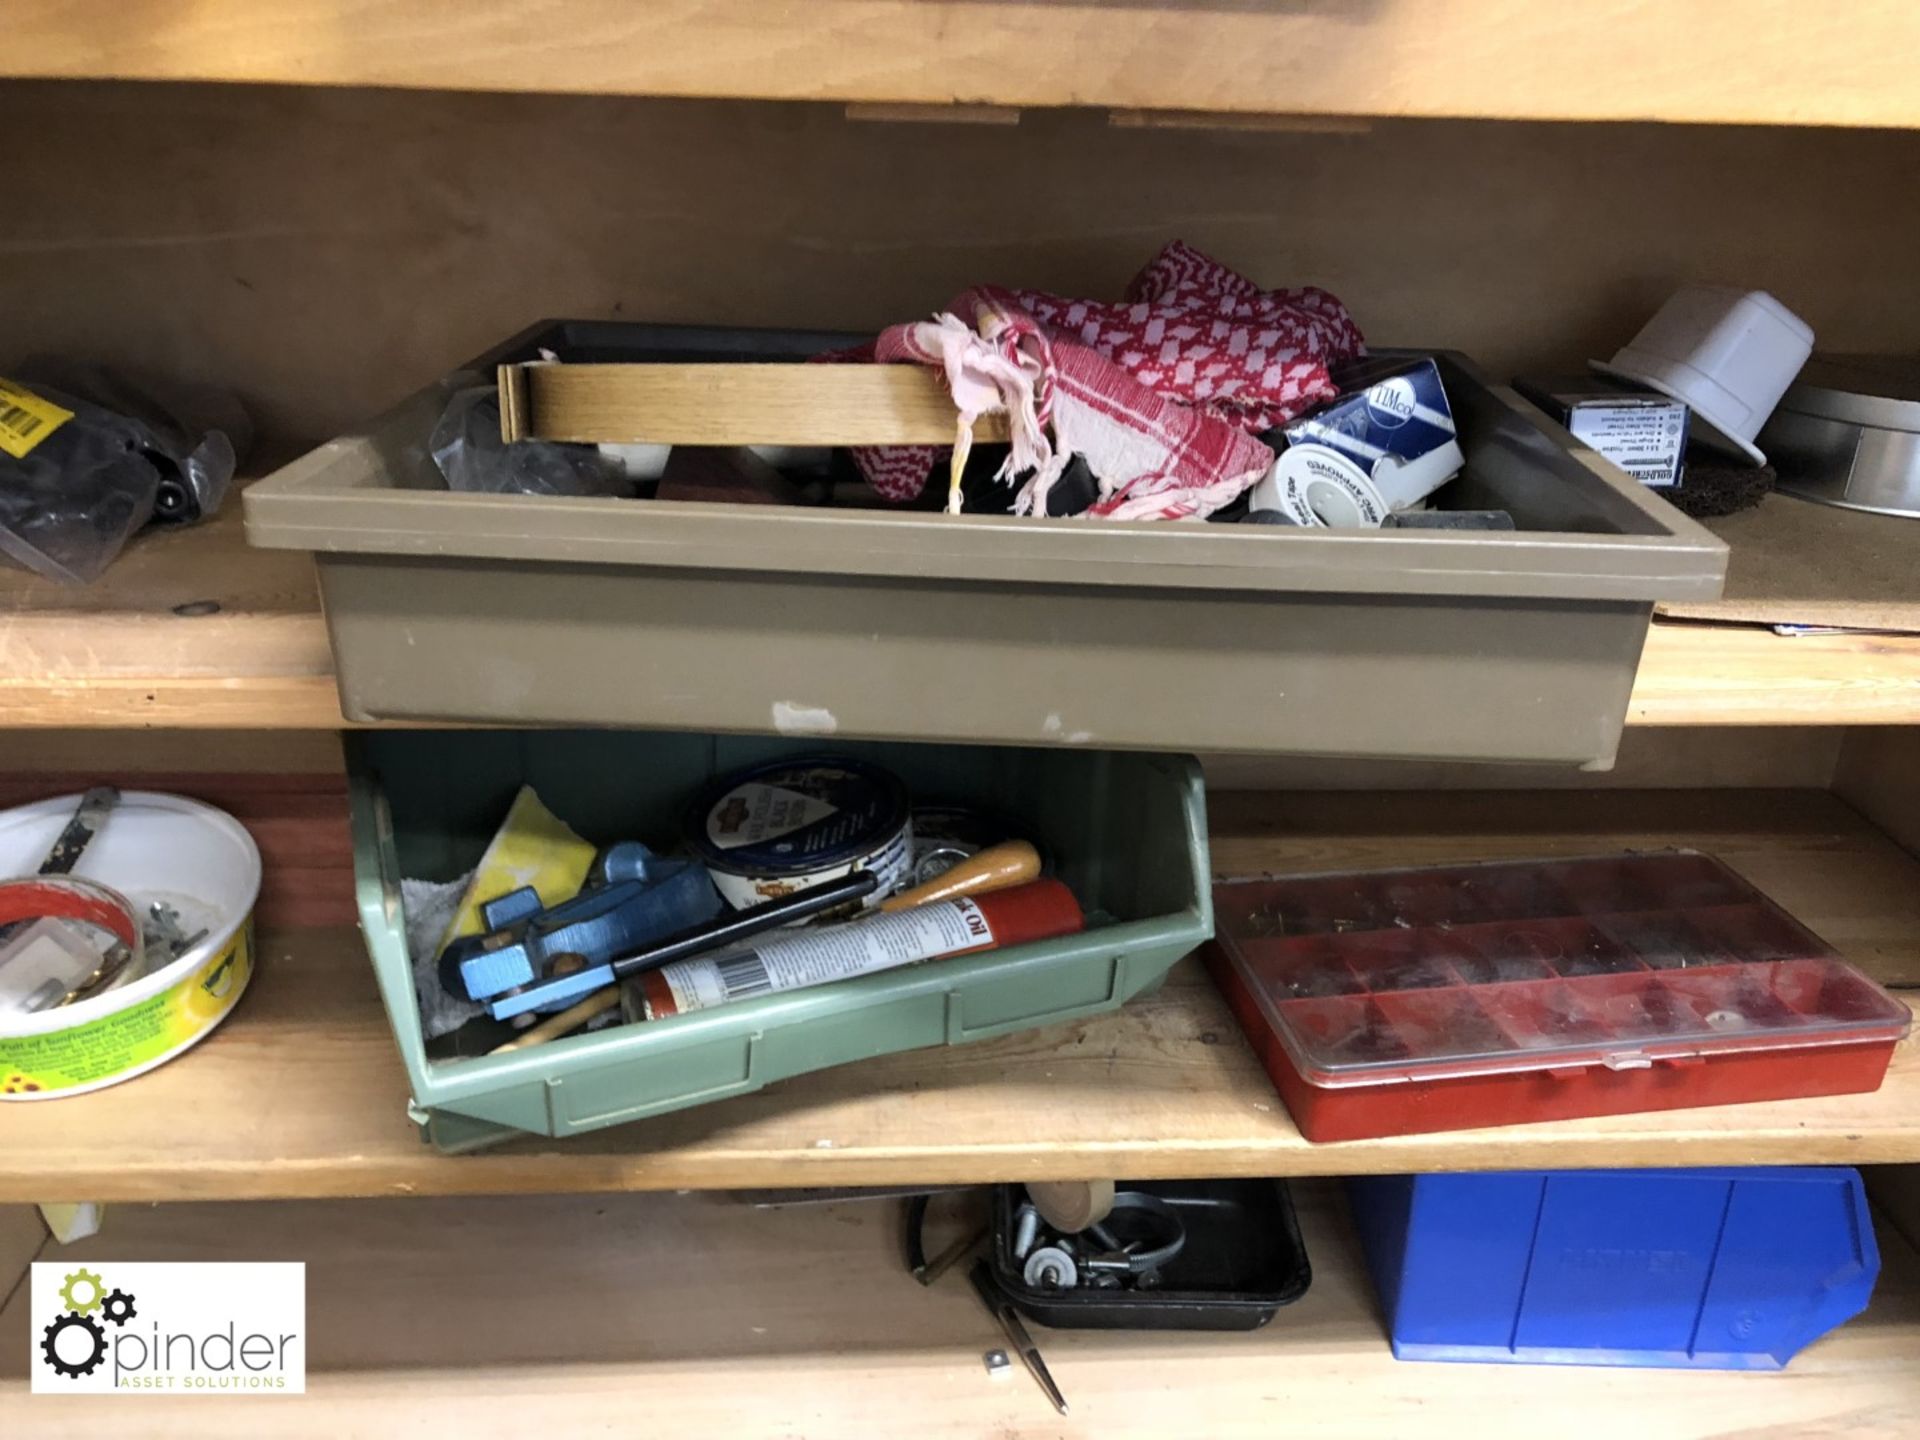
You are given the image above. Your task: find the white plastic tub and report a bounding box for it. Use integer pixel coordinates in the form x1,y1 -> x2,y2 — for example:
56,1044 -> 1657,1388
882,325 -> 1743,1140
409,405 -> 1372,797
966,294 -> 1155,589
0,792 -> 262,1098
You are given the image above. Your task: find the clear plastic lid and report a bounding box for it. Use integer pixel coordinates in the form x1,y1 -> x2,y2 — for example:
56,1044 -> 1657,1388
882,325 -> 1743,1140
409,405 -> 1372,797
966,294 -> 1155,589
1211,851 -> 1911,1088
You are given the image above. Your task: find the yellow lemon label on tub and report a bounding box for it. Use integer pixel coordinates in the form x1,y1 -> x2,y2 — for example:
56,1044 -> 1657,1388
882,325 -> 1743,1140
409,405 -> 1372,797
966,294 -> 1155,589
0,927 -> 253,1095
0,378 -> 74,460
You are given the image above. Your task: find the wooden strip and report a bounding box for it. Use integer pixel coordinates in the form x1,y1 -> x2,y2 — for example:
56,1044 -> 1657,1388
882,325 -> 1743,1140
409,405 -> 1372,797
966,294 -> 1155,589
0,732 -> 343,775
496,361 -> 531,444
845,103 -> 1022,126
1109,109 -> 1374,135
506,363 -> 1012,446
0,676 -> 345,729
6,2 -> 1920,129
6,790 -> 1920,1204
3,1183 -> 1917,1437
1631,620 -> 1920,725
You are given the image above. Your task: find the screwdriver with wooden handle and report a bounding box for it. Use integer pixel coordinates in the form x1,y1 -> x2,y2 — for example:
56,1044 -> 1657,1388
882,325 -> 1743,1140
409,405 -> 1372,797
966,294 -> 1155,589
881,841 -> 1041,912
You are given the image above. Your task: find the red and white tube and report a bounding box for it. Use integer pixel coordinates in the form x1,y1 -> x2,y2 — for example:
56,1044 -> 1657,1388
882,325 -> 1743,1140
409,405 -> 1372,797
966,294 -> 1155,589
636,877 -> 1083,1019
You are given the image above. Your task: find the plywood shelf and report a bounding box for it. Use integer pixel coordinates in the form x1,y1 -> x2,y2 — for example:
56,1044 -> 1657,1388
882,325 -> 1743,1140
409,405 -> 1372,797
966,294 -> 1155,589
1634,502 -> 1920,725
5,1180 -> 1920,1437
1631,621 -> 1920,726
8,2 -> 1920,130
4,789 -> 1917,1205
0,509 -> 340,728
3,502 -> 1917,730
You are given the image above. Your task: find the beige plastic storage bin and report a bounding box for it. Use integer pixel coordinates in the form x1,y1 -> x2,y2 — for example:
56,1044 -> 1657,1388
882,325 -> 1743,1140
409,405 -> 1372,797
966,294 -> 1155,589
245,324 -> 1727,766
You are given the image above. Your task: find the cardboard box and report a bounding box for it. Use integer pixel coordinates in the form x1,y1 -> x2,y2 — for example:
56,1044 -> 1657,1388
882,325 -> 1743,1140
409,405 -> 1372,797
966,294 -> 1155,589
1251,356 -> 1463,526
1516,375 -> 1690,488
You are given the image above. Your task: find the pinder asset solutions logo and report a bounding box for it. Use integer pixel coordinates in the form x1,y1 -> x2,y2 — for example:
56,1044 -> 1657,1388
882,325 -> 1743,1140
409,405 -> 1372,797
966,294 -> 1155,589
31,1262 -> 305,1395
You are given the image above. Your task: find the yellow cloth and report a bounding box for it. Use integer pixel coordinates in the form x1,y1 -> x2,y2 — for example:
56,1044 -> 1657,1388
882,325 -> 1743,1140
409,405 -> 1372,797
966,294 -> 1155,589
437,785 -> 596,954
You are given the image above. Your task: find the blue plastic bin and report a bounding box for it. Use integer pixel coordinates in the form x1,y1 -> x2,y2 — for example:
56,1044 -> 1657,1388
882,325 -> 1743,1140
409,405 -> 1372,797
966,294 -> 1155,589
1349,1168 -> 1879,1369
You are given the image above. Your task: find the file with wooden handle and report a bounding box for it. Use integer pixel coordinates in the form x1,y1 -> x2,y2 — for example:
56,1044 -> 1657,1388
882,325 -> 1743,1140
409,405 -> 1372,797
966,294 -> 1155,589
880,841 -> 1042,912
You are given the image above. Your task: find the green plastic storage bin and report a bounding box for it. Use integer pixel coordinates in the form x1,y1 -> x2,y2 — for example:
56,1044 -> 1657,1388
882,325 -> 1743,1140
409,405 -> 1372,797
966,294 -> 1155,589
348,731 -> 1210,1152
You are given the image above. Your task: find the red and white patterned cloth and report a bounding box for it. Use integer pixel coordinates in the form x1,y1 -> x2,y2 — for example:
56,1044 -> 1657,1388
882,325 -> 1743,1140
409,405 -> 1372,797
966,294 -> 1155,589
848,242 -> 1364,520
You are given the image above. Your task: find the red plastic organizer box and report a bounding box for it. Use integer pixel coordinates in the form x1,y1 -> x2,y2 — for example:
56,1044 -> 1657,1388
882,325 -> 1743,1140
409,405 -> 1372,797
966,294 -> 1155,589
1204,852 -> 1910,1142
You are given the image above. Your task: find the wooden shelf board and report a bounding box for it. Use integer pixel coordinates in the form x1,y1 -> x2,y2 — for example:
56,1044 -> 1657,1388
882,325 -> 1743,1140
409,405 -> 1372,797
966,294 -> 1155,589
4,500 -> 1918,729
0,508 -> 342,728
4,789 -> 1917,1205
1634,501 -> 1920,723
6,1179 -> 1920,1436
8,2 -> 1920,130
1633,621 -> 1920,726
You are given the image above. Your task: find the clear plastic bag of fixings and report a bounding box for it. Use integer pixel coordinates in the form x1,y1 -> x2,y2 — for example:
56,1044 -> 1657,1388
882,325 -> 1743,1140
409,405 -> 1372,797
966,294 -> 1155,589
16,360 -> 251,528
0,380 -> 158,585
0,363 -> 252,584
429,386 -> 632,498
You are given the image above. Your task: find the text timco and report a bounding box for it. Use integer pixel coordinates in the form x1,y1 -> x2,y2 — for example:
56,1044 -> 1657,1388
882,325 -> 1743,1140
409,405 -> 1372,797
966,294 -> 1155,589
1274,356 -> 1464,521
1205,852 -> 1910,1142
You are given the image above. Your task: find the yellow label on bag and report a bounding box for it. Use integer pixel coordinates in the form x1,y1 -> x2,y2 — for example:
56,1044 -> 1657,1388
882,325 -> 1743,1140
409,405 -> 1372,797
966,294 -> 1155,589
0,377 -> 73,459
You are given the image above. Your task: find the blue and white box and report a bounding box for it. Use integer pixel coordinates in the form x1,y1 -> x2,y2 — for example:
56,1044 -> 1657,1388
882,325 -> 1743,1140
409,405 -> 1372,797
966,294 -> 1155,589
1252,357 -> 1464,527
1515,375 -> 1690,489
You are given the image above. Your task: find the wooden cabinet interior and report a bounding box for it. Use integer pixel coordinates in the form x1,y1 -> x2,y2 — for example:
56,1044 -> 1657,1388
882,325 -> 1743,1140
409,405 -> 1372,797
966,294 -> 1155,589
3,32 -> 1920,1438
6,772 -> 1920,1203
6,81 -> 1920,451
6,1179 -> 1920,1435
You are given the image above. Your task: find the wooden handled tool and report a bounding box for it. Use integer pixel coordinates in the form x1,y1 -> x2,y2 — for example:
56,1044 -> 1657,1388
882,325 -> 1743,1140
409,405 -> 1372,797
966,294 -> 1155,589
1025,1180 -> 1116,1235
881,841 -> 1042,912
489,986 -> 620,1054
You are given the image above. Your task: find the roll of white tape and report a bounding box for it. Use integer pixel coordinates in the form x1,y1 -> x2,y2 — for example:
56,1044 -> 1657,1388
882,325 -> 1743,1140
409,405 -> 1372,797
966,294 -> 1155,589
1268,446 -> 1391,528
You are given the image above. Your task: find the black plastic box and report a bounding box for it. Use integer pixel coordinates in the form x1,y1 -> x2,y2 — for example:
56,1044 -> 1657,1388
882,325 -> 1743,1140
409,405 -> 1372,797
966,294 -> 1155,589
987,1178 -> 1312,1331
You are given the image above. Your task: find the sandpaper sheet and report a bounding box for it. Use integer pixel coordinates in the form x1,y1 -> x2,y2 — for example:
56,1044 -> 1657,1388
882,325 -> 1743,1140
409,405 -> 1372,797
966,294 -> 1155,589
1657,496 -> 1920,631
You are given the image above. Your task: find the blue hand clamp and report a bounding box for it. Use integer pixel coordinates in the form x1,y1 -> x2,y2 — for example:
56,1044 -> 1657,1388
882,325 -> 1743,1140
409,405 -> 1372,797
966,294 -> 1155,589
438,843 -> 721,1013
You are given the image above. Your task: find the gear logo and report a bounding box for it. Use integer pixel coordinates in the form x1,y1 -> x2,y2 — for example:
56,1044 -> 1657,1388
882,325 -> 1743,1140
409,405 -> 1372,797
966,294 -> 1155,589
41,1268 -> 138,1381
31,1259 -> 305,1394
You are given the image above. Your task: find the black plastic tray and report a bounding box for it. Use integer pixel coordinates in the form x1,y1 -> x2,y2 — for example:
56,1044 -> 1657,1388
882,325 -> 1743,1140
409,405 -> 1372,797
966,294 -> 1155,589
988,1178 -> 1311,1331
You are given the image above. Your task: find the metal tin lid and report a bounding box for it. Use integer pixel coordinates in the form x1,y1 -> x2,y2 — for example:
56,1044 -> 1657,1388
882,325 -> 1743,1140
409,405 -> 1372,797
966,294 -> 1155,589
1776,354 -> 1920,432
685,756 -> 910,878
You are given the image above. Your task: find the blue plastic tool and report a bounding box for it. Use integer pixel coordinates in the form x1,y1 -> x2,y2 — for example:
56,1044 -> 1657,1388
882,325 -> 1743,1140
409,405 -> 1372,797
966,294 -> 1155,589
1348,1167 -> 1879,1370
437,845 -> 721,1011
485,868 -> 881,1022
